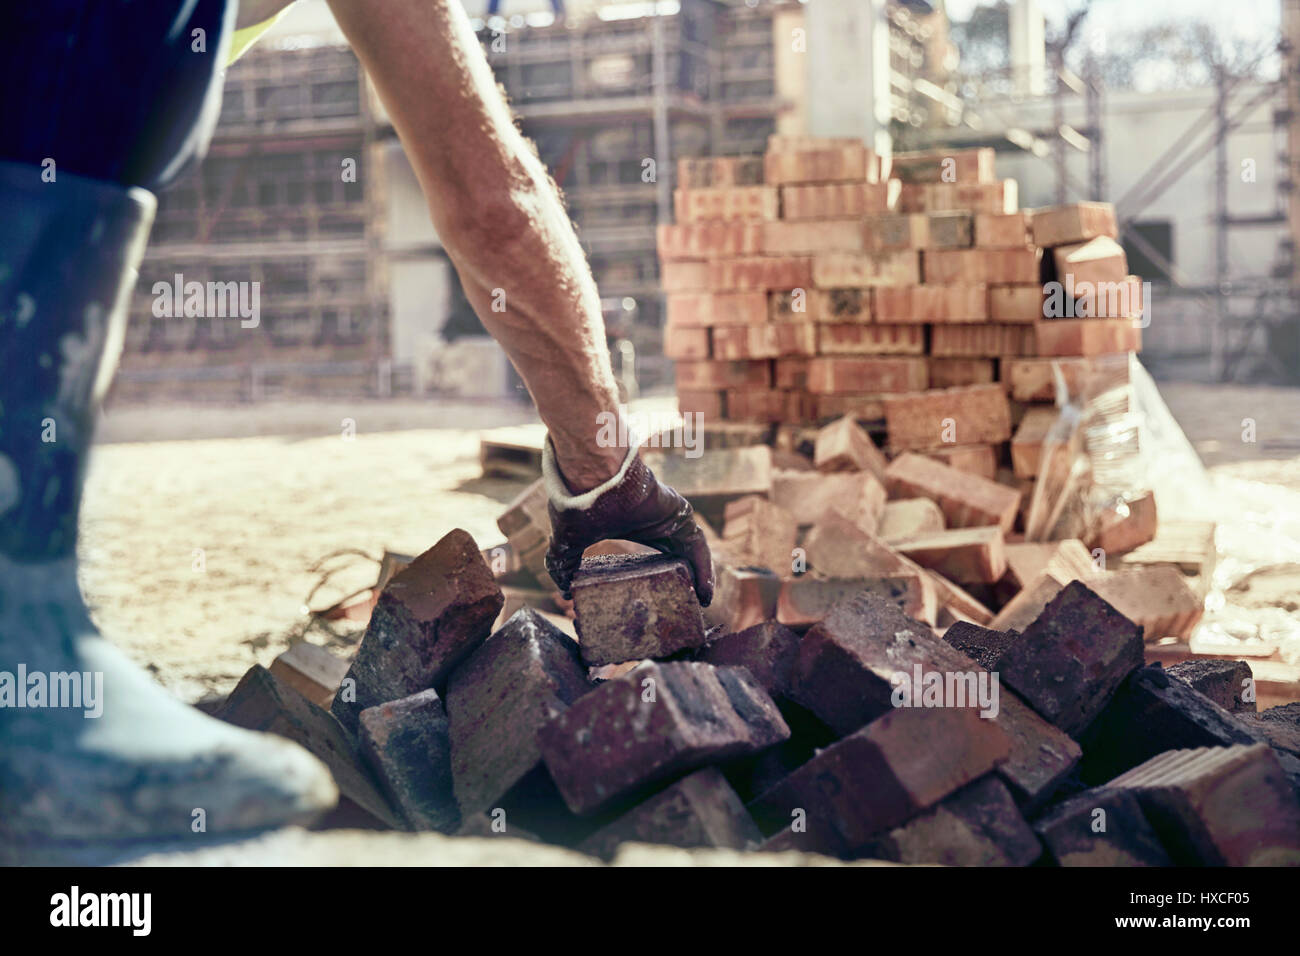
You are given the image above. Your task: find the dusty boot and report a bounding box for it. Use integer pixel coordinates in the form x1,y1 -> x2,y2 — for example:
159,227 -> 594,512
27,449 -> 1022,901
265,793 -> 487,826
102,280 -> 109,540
0,161 -> 337,859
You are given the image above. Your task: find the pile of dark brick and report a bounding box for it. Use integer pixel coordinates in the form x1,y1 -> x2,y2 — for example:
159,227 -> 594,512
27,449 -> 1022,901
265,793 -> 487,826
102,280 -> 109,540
217,527 -> 1300,865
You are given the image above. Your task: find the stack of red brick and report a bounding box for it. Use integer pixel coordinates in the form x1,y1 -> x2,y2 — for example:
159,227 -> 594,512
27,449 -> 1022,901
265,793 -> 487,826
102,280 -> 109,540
219,527 -> 1300,865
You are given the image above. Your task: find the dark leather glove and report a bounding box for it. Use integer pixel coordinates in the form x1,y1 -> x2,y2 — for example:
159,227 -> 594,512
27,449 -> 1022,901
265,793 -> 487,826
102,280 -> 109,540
542,440 -> 714,607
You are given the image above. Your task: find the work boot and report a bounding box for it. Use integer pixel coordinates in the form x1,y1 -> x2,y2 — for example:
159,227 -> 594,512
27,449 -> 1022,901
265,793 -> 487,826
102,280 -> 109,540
0,161 -> 337,858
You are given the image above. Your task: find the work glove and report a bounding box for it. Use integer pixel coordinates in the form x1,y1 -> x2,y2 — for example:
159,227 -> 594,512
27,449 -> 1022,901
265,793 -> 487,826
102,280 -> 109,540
542,439 -> 714,607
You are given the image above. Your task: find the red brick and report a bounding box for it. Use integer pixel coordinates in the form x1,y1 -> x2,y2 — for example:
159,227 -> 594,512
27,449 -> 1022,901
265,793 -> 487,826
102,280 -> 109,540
676,389 -> 724,419
664,325 -> 710,360
813,251 -> 920,287
721,495 -> 799,574
1034,789 -> 1172,866
885,453 -> 1022,532
926,211 -> 975,249
576,767 -> 761,860
704,566 -> 782,635
1002,355 -> 1129,402
444,608 -> 590,816
923,443 -> 998,480
222,665 -> 401,829
1030,202 -> 1118,248
801,512 -> 915,580
776,573 -> 936,629
1051,236 -> 1128,288
988,284 -> 1044,322
931,570 -> 996,627
667,290 -> 768,327
817,323 -> 925,355
763,219 -> 866,255
768,288 -> 820,322
710,256 -> 815,292
877,497 -> 946,543
896,526 -> 1007,585
696,620 -> 801,699
713,323 -> 815,360
931,323 -> 1036,357
975,211 -> 1031,248
942,621 -> 1020,672
570,554 -> 707,666
1089,489 -> 1158,555
1010,405 -> 1058,478
891,147 -> 995,184
750,705 -> 1009,851
1166,659 -> 1255,715
995,580 -> 1144,736
674,186 -> 779,222
660,260 -> 711,293
332,529 -> 503,734
813,415 -> 888,478
1092,566 -> 1204,640
676,155 -> 765,189
770,469 -> 887,531
674,359 -> 770,391
764,144 -> 875,185
359,688 -> 459,832
641,445 -> 773,502
928,357 -> 996,388
863,213 -> 929,251
537,661 -> 790,815
657,221 -> 764,260
907,180 -> 1018,214
806,356 -> 928,394
268,642 -> 350,711
873,285 -> 988,323
1106,744 -> 1300,866
1034,319 -> 1141,357
780,181 -> 895,220
924,248 -> 1040,284
883,384 -> 1012,451
812,393 -> 888,421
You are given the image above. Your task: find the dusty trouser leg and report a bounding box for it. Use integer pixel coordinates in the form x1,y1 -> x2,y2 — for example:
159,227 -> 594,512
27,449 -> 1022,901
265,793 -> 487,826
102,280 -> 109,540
0,2 -> 337,856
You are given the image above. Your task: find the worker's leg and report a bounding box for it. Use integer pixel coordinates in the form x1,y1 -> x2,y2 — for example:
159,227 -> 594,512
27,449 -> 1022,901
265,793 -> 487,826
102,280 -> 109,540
0,1 -> 336,854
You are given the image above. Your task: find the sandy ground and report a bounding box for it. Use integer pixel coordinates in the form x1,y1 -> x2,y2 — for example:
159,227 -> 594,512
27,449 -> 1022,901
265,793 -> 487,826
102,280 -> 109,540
77,383 -> 1300,704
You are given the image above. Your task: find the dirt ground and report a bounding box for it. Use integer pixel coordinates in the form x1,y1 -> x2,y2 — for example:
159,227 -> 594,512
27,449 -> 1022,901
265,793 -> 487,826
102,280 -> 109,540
78,383 -> 1300,704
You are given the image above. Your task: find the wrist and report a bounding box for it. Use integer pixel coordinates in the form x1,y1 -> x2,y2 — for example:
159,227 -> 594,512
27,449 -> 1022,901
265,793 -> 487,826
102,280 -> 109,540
543,437 -> 636,504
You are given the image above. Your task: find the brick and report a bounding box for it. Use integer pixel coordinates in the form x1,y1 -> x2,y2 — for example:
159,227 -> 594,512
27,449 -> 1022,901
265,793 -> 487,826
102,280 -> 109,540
942,621 -> 1019,672
359,689 -> 458,832
931,571 -> 995,628
975,211 -> 1031,248
1091,566 -> 1204,640
676,389 -> 724,419
443,608 -> 589,816
813,251 -> 920,287
710,256 -> 814,292
931,323 -> 1036,357
896,526 -> 1007,585
926,211 -> 975,249
1048,273 -> 1144,319
676,155 -> 765,189
763,219 -> 865,255
1166,659 -> 1253,714
696,620 -> 801,699
1010,405 -> 1058,478
876,498 -> 945,544
1089,489 -> 1158,555
664,325 -> 710,360
776,573 -> 936,629
883,384 -> 1011,451
667,290 -> 768,327
995,580 -> 1144,737
725,388 -> 810,424
885,453 -> 1022,532
873,285 -> 988,323
721,495 -> 799,574
268,641 -> 350,710
332,529 -> 503,734
768,288 -> 821,322
923,443 -> 998,480
780,181 -> 895,220
924,248 -> 1040,284
749,705 -> 1009,850
859,776 -> 1041,866
221,665 -> 401,828
570,554 -> 706,666
1001,538 -> 1096,594
911,180 -> 1018,214
576,767 -> 761,860
1034,789 -> 1173,866
863,213 -> 930,251
764,144 -> 874,184
891,147 -> 995,184
660,260 -> 711,293
674,186 -> 779,222
817,323 -> 925,355
1030,202 -> 1118,248
928,357 -> 996,388
814,415 -> 888,477
988,284 -> 1044,322
537,661 -> 790,815
1051,236 -> 1128,288
806,356 -> 928,394
642,444 -> 772,503
1034,318 -> 1141,357
657,221 -> 764,260
704,566 -> 781,635
812,393 -> 888,421
713,323 -> 815,360
813,288 -> 871,323
770,469 -> 886,531
1001,355 -> 1130,402
1106,744 -> 1300,866
802,513 -> 915,580
674,359 -> 770,391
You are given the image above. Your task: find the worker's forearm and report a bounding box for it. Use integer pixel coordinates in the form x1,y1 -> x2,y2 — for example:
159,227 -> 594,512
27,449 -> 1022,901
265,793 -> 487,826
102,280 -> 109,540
326,0 -> 627,491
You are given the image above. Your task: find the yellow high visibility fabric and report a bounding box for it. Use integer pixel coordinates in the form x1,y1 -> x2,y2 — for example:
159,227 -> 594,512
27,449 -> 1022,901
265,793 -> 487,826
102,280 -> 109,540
227,7 -> 295,65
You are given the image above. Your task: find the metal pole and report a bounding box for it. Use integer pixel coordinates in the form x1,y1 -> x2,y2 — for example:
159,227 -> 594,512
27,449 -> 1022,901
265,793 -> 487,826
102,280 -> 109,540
1213,69 -> 1229,381
650,9 -> 673,226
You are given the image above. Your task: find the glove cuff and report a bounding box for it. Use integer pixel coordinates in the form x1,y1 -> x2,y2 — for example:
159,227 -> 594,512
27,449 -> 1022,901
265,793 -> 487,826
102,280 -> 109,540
541,436 -> 639,512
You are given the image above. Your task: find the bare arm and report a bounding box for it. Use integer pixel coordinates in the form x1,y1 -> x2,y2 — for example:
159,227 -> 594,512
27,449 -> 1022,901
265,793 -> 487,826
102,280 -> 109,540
326,0 -> 627,491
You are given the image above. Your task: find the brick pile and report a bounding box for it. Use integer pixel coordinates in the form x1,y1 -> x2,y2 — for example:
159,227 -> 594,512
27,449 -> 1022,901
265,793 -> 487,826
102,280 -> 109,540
216,525 -> 1300,865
